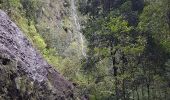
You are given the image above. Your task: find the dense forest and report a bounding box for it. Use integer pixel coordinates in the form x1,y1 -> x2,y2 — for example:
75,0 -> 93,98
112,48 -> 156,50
0,0 -> 170,100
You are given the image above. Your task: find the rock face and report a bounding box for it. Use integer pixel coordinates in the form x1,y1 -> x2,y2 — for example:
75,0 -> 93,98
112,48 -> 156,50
0,10 -> 73,100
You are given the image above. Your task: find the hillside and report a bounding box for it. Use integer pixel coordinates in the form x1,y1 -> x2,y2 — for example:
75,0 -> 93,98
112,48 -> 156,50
0,0 -> 170,100
0,10 -> 73,100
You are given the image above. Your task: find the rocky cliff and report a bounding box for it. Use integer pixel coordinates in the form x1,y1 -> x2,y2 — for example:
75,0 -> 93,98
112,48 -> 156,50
0,10 -> 73,100
33,0 -> 86,58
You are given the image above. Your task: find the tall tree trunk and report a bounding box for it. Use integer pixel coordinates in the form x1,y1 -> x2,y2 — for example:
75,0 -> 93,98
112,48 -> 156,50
110,40 -> 118,100
147,83 -> 150,100
122,53 -> 127,100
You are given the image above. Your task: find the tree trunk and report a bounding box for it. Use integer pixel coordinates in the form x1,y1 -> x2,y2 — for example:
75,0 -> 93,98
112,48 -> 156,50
147,84 -> 150,100
110,40 -> 118,100
122,53 -> 127,100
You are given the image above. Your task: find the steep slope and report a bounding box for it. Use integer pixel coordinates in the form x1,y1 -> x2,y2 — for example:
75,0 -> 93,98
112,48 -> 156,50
35,0 -> 86,58
0,10 -> 73,99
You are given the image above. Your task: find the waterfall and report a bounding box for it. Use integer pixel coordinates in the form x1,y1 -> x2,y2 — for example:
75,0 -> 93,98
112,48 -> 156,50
70,0 -> 86,58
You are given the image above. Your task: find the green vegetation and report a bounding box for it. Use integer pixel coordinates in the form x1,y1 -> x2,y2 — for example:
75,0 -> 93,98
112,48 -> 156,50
79,0 -> 170,99
0,0 -> 170,99
0,0 -> 61,69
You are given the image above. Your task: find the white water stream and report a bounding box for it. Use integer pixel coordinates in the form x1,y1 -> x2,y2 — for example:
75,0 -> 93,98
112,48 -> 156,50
70,0 -> 86,58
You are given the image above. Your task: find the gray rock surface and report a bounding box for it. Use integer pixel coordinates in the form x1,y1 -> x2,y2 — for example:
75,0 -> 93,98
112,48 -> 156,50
0,10 -> 73,100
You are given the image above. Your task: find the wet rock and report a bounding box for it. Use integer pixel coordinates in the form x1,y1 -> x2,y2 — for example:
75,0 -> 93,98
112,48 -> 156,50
0,10 -> 73,100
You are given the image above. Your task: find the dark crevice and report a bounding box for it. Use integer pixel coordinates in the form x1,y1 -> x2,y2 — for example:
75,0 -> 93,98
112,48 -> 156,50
2,58 -> 10,65
10,73 -> 17,80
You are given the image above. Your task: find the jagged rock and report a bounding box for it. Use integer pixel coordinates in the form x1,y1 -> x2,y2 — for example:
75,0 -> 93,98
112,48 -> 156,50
0,10 -> 73,100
